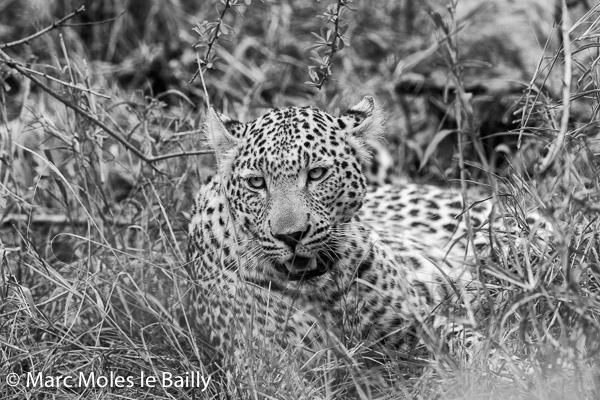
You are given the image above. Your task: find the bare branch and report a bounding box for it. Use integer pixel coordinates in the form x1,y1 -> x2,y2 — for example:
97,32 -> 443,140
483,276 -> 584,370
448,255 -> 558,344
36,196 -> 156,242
0,49 -> 150,161
1,213 -> 133,228
14,63 -> 110,99
0,6 -> 86,49
0,50 -> 212,166
147,149 -> 214,162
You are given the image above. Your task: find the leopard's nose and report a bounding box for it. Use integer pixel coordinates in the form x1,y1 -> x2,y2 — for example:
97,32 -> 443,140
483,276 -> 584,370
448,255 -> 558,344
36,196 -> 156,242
273,226 -> 310,252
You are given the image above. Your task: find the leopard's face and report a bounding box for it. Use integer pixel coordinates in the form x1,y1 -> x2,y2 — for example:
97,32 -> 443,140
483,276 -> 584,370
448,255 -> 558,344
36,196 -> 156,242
206,97 -> 384,289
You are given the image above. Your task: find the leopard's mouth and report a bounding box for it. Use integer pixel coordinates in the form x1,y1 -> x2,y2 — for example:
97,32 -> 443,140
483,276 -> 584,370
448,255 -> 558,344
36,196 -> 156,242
273,255 -> 329,281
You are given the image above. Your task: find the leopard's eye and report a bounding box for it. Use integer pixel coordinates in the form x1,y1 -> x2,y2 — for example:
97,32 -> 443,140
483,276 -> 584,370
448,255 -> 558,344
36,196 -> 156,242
247,176 -> 266,190
308,167 -> 327,181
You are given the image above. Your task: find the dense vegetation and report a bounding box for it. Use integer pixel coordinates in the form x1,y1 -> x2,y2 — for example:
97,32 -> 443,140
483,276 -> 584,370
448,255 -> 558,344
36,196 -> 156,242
1,0 -> 600,398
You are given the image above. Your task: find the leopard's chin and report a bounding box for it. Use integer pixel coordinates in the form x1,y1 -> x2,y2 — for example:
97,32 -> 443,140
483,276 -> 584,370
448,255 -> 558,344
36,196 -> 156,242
273,255 -> 330,281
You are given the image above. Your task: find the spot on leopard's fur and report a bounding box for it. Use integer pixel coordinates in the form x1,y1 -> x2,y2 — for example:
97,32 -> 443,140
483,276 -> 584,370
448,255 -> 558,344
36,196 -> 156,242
186,96 -> 493,362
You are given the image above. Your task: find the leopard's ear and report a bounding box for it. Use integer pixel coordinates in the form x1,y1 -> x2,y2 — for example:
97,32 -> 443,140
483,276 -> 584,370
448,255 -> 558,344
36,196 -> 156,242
338,96 -> 386,162
204,108 -> 243,173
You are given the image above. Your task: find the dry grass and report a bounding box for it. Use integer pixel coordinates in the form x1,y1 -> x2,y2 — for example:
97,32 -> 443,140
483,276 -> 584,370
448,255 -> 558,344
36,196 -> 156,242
1,0 -> 600,398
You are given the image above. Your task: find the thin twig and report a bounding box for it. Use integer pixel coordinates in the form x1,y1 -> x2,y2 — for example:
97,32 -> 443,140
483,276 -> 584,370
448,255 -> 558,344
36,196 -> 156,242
0,6 -> 86,49
145,149 -> 214,162
189,0 -> 232,84
309,0 -> 347,89
318,0 -> 344,89
537,0 -> 572,174
10,62 -> 110,99
0,50 -> 212,165
1,213 -> 135,228
62,10 -> 126,28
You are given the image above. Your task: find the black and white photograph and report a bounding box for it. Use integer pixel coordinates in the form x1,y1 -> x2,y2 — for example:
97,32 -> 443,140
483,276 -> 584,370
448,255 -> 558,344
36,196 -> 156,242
1,0 -> 599,398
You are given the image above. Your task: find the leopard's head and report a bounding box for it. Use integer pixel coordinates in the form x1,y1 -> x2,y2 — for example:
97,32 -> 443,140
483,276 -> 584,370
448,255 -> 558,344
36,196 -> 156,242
206,97 -> 385,289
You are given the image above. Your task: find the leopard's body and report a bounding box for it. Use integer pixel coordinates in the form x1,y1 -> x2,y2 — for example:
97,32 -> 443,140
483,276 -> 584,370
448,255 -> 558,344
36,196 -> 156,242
186,97 -> 496,361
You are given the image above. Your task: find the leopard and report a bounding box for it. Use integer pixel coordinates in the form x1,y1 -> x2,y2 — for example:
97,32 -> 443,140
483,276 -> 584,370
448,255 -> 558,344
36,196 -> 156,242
185,96 -> 511,370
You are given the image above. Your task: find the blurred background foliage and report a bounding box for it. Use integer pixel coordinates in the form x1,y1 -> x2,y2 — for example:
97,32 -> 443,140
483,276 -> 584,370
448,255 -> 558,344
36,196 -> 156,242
2,0 -> 594,181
